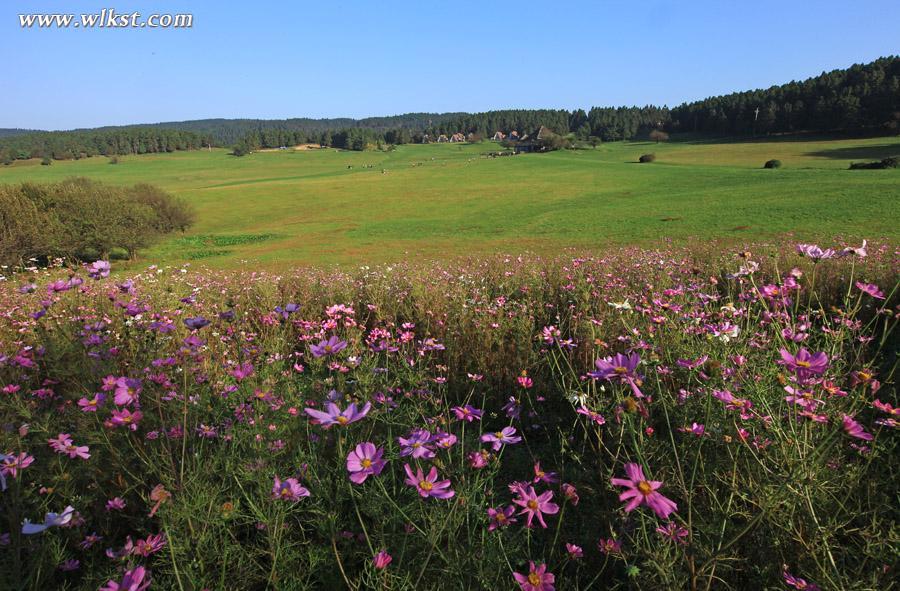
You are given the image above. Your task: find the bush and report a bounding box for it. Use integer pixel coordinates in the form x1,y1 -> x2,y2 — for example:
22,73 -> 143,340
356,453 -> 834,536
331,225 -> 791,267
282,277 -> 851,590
639,153 -> 656,163
109,156 -> 119,165
40,157 -> 51,165
764,159 -> 782,168
849,156 -> 898,169
0,178 -> 195,266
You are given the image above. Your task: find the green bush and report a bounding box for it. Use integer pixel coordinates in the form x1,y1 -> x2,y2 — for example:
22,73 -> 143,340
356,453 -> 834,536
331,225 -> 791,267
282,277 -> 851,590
639,153 -> 656,163
764,159 -> 782,168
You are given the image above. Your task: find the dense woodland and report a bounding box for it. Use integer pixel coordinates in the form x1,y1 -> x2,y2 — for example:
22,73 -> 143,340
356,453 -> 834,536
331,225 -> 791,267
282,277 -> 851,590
2,56 -> 897,159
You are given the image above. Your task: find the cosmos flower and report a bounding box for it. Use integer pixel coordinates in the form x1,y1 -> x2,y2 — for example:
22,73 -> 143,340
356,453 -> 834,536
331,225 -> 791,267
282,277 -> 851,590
487,505 -> 517,531
451,404 -> 483,422
566,542 -> 584,559
304,401 -> 371,428
403,464 -> 454,499
1,452 -> 35,480
598,537 -> 622,555
513,562 -> 555,591
22,505 -> 75,535
183,316 -> 210,330
346,442 -> 386,484
113,378 -> 142,406
48,434 -> 90,460
855,282 -> 885,299
87,260 -> 111,279
310,335 -> 348,358
656,521 -> 689,545
372,550 -> 392,570
100,566 -> 151,591
532,462 -> 558,485
611,463 -> 678,520
779,348 -> 828,380
589,352 -> 644,396
782,567 -> 821,591
272,476 -> 310,501
481,426 -> 522,451
398,429 -> 436,459
795,244 -> 835,260
513,486 -> 559,528
841,414 -> 873,441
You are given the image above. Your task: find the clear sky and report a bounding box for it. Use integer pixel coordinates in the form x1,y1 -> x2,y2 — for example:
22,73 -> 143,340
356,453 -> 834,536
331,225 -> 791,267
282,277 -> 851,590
2,0 -> 897,130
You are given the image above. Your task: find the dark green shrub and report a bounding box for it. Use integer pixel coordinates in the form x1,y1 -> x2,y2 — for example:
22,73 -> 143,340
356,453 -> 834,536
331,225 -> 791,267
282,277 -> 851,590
40,157 -> 51,165
849,156 -> 898,170
639,153 -> 656,163
764,159 -> 782,169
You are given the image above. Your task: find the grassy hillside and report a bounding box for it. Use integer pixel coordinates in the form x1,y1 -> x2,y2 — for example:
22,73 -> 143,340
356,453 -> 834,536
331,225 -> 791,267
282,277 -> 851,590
0,135 -> 897,267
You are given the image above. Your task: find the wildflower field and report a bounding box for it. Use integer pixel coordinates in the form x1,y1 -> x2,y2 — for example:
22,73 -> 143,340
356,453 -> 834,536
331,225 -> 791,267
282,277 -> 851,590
0,240 -> 897,590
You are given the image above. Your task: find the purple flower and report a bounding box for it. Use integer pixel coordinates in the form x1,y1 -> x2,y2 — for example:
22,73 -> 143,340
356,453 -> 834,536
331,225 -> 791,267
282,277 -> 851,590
113,377 -> 142,406
403,464 -> 454,499
101,566 -> 151,591
841,414 -> 873,441
487,505 -> 517,531
398,429 -> 436,459
87,260 -> 111,279
22,505 -> 76,535
372,550 -> 392,569
272,476 -> 310,501
481,426 -> 522,451
183,316 -> 210,330
855,282 -> 885,299
589,352 -> 644,396
513,561 -> 555,591
346,442 -> 386,484
779,348 -> 828,381
304,401 -> 371,428
796,244 -> 835,260
310,335 -> 348,358
451,404 -> 483,422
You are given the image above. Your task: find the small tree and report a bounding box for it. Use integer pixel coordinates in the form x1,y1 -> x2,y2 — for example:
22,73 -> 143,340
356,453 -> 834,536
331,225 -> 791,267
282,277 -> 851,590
41,157 -> 52,166
649,129 -> 669,143
588,136 -> 601,149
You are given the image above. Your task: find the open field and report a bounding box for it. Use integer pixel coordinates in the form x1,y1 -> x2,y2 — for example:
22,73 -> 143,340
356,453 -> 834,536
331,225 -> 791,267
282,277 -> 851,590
0,135 -> 898,267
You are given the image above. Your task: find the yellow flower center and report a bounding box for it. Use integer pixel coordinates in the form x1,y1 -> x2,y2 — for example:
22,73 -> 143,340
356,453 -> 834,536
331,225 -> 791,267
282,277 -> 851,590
336,416 -> 349,425
496,513 -> 506,522
614,366 -> 628,374
637,481 -> 653,496
419,480 -> 433,491
494,432 -> 503,439
796,360 -> 810,368
361,458 -> 372,469
527,499 -> 539,510
528,573 -> 542,585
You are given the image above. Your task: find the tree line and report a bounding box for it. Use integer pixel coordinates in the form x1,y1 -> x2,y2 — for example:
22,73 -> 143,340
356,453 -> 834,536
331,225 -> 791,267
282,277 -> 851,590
4,56 -> 897,159
0,128 -> 207,163
0,178 -> 195,267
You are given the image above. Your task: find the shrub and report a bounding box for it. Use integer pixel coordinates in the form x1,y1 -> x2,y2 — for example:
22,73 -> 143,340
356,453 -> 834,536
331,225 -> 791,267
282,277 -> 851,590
40,156 -> 51,165
109,156 -> 119,164
639,153 -> 656,163
764,159 -> 782,168
849,156 -> 898,169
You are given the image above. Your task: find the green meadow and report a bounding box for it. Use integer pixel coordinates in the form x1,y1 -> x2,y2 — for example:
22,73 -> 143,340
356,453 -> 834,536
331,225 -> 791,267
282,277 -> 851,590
1,135 -> 897,267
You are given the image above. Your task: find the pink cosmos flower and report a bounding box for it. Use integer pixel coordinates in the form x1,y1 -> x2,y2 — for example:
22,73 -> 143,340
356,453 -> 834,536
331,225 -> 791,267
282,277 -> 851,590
100,566 -> 151,591
561,483 -> 579,506
487,505 -> 517,531
566,542 -> 584,559
576,406 -> 606,425
532,462 -> 558,485
841,414 -> 873,441
598,537 -> 622,555
589,352 -> 644,396
481,426 -> 522,451
113,377 -> 142,406
451,404 -> 483,422
403,464 -> 454,499
304,401 -> 371,428
398,429 -> 436,459
783,566 -> 821,590
48,434 -> 90,460
106,498 -> 126,511
513,486 -> 559,528
346,442 -> 386,484
132,533 -> 167,556
109,409 -> 143,430
1,452 -> 35,479
656,521 -> 689,545
78,394 -> 106,412
611,463 -> 678,519
310,335 -> 348,358
855,282 -> 885,299
796,244 -> 835,260
272,476 -> 310,501
778,348 -> 828,380
372,550 -> 392,569
513,561 -> 555,591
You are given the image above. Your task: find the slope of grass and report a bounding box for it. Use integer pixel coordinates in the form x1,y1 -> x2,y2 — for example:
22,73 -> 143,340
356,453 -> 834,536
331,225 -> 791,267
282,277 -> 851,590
0,136 -> 897,267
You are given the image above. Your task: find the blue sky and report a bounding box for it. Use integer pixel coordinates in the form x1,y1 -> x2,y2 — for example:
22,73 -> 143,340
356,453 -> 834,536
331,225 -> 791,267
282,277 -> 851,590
2,0 -> 897,130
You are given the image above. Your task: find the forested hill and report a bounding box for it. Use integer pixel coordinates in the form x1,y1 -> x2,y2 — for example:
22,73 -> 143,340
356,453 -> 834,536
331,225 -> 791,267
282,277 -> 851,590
2,56 -> 897,160
0,129 -> 42,138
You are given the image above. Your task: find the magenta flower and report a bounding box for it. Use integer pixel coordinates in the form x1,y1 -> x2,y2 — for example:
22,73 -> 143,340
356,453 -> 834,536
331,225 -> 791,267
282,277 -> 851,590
113,377 -> 142,406
598,537 -> 623,555
109,409 -> 143,430
487,505 -> 517,531
1,452 -> 35,479
78,394 -> 106,412
513,561 -> 555,591
310,335 -> 348,358
589,352 -> 644,396
451,404 -> 483,422
100,566 -> 151,591
87,260 -> 111,279
783,567 -> 821,591
272,476 -> 310,501
346,442 -> 386,484
841,414 -> 873,441
566,542 -> 584,559
403,464 -> 454,499
796,244 -> 835,260
304,401 -> 371,428
561,483 -> 579,506
779,348 -> 828,379
656,521 -> 689,545
481,426 -> 522,451
532,462 -> 558,485
855,282 -> 885,299
513,486 -> 559,528
372,550 -> 392,570
22,505 -> 75,535
106,497 -> 126,511
611,463 -> 678,519
132,533 -> 167,556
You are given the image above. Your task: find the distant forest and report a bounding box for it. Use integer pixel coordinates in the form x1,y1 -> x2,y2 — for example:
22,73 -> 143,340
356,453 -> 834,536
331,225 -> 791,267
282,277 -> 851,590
2,56 -> 897,160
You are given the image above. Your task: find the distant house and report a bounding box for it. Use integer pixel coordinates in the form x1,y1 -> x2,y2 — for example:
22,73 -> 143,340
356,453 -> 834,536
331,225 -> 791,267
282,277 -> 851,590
509,130 -> 520,140
491,131 -> 506,141
514,126 -> 554,153
449,132 -> 465,143
466,132 -> 478,142
421,134 -> 431,143
437,134 -> 449,143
